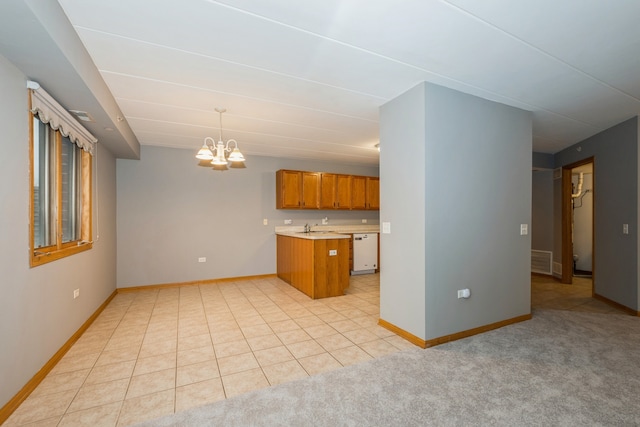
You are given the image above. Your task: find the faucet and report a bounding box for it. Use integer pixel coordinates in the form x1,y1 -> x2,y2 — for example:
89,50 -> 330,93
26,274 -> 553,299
304,223 -> 311,233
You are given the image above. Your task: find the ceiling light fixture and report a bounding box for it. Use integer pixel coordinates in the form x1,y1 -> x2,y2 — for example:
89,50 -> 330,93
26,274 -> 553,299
195,108 -> 246,171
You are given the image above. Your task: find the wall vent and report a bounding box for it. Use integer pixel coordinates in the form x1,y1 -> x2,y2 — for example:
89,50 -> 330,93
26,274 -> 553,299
552,261 -> 562,276
69,109 -> 95,122
531,250 -> 553,275
553,168 -> 562,180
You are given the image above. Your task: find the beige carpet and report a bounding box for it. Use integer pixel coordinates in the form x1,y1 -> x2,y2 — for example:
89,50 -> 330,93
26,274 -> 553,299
134,308 -> 640,426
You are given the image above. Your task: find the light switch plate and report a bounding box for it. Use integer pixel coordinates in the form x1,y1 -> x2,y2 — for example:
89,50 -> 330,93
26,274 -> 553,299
520,224 -> 528,235
382,222 -> 391,234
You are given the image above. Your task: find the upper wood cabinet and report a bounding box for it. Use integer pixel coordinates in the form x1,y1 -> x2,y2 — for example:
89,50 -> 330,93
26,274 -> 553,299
366,177 -> 380,210
320,173 -> 351,210
276,169 -> 378,210
351,176 -> 367,210
301,172 -> 321,209
276,170 -> 320,209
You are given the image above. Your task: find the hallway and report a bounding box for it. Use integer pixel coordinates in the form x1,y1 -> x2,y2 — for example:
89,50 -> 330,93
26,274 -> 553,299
531,274 -> 622,314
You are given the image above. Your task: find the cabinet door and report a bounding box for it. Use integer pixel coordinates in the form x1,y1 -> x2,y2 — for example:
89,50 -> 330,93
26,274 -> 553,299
321,173 -> 351,209
366,177 -> 380,210
276,235 -> 292,283
276,170 -> 302,209
351,176 -> 366,210
335,174 -> 351,209
301,172 -> 320,209
320,173 -> 337,209
291,238 -> 314,297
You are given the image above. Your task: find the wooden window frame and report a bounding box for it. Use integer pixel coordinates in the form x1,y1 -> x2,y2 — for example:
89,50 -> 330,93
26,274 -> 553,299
29,112 -> 92,267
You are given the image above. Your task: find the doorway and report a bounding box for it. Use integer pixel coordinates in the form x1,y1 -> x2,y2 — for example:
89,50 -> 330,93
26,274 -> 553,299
561,158 -> 594,287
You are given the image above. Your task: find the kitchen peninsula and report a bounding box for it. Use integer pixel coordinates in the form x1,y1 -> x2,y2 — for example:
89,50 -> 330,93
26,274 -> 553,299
275,225 -> 379,299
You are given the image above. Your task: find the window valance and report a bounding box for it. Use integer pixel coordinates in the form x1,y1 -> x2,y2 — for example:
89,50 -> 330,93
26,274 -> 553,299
27,81 -> 97,154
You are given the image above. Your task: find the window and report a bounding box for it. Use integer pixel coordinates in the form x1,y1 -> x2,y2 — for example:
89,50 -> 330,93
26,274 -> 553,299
29,82 -> 95,267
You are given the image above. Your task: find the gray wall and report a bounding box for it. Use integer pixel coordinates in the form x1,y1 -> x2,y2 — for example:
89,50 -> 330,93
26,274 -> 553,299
554,117 -> 638,310
380,82 -> 532,342
532,170 -> 554,252
0,53 -> 118,408
533,152 -> 554,170
379,82 -> 427,339
116,146 -> 379,288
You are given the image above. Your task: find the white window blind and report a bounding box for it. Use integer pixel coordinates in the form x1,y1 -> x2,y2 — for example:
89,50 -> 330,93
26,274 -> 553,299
27,80 -> 97,154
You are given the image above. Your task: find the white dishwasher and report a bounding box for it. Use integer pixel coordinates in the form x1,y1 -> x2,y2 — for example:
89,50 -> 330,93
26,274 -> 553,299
351,233 -> 378,275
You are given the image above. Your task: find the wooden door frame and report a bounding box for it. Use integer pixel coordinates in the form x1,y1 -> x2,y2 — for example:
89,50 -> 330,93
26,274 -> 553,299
561,157 -> 595,284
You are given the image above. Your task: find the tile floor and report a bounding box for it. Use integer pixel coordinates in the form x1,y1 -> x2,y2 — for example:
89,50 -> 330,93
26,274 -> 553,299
5,273 -> 416,426
6,273 -> 625,426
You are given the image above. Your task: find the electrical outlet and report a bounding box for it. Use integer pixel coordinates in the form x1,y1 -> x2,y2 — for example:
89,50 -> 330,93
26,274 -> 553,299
362,219 -> 367,223
198,257 -> 206,263
73,289 -> 80,299
284,219 -> 293,225
520,224 -> 528,235
623,224 -> 629,234
263,219 -> 268,225
457,289 -> 470,299
329,250 -> 337,256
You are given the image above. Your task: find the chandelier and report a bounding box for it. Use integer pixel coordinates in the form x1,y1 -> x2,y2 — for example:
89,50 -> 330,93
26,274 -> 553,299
196,108 -> 246,170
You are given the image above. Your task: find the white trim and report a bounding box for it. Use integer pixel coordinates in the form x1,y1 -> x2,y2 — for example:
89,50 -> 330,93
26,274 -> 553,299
531,250 -> 553,275
27,81 -> 97,154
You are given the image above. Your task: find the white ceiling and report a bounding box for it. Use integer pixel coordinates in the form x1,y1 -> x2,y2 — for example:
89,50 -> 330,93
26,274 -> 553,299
53,0 -> 640,166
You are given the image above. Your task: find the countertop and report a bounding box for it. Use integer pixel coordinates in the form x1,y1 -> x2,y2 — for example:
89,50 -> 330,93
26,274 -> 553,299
275,224 -> 380,240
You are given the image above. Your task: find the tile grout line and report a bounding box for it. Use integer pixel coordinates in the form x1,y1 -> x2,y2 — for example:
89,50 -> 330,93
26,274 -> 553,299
116,289 -> 159,426
59,293 -> 136,426
13,274 -> 422,427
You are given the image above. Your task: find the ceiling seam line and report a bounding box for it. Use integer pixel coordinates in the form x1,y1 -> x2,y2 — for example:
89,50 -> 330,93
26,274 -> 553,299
101,70 -> 379,123
205,1 -> 612,129
76,22 -> 606,131
73,25 -> 388,102
142,141 -> 378,158
76,11 -> 609,133
129,119 -> 369,146
114,97 -> 358,133
439,0 -> 640,104
108,70 -> 600,133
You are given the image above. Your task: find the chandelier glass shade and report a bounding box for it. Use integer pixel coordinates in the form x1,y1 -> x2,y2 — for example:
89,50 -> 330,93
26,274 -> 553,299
196,108 -> 246,170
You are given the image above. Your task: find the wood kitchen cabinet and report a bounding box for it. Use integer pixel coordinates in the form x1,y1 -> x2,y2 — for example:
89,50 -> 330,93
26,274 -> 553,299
276,169 -> 378,210
276,170 -> 320,209
320,173 -> 351,210
366,177 -> 380,210
351,176 -> 367,210
276,234 -> 350,299
352,175 -> 379,210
